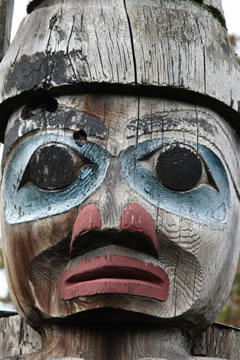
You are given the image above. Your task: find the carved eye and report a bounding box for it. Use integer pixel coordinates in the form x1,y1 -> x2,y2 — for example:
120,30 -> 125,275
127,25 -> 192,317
139,143 -> 218,193
20,143 -> 93,191
155,145 -> 202,191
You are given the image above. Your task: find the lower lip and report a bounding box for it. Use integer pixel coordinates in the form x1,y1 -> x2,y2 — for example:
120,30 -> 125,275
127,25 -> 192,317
60,255 -> 169,302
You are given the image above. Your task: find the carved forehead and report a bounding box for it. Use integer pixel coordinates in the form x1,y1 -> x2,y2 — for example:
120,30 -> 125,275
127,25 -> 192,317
4,94 -> 240,157
3,95 -> 229,136
4,94 -> 237,140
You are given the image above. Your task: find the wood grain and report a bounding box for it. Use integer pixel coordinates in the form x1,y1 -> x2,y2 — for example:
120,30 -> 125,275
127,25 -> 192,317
0,314 -> 237,359
0,0 -> 239,142
1,96 -> 240,329
1,1 -> 240,359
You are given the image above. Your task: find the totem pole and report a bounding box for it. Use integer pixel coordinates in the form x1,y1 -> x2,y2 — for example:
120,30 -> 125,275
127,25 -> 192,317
0,0 -> 240,359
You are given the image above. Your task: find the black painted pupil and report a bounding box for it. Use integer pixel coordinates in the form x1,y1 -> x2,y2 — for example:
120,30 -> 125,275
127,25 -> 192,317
156,146 -> 202,191
29,145 -> 74,190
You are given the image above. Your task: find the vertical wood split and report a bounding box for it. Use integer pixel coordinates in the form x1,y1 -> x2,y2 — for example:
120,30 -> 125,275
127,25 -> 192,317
123,0 -> 137,85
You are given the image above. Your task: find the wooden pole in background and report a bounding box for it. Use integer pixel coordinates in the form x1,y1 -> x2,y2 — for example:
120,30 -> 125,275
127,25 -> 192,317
0,0 -> 14,61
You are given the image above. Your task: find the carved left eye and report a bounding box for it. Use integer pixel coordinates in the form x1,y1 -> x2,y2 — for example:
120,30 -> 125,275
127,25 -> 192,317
139,143 -> 218,193
155,145 -> 202,191
20,143 -> 93,191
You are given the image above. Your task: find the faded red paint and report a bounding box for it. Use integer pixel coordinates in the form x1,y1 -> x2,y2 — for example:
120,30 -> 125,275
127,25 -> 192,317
70,204 -> 101,251
120,203 -> 159,256
61,255 -> 169,301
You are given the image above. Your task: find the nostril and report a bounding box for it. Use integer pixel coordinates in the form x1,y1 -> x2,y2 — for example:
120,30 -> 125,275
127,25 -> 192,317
120,203 -> 159,256
70,204 -> 102,253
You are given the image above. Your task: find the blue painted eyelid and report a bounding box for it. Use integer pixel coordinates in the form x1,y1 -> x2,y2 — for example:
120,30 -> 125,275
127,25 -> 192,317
121,139 -> 230,228
4,135 -> 230,228
5,134 -> 110,224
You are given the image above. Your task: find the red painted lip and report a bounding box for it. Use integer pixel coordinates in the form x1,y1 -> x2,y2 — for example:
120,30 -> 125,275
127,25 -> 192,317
60,255 -> 169,302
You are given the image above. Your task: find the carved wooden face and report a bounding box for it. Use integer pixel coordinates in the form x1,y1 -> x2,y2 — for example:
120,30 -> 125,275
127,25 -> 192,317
1,94 -> 240,327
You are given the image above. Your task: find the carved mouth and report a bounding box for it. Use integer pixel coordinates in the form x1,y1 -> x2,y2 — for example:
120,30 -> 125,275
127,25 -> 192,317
60,203 -> 169,302
70,229 -> 159,259
60,254 -> 169,301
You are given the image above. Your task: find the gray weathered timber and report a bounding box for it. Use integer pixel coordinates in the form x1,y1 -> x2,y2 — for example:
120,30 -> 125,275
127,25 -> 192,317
192,323 -> 240,359
2,95 -> 240,331
26,0 -> 225,17
1,1 -> 240,359
0,0 -> 14,61
0,0 -> 239,141
27,0 -> 224,14
0,314 -> 41,358
0,314 -> 240,359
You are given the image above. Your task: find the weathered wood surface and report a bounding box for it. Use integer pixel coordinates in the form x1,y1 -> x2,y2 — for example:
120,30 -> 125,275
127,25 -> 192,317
0,0 -> 240,141
0,314 -> 240,359
1,95 -> 240,358
2,96 -> 240,331
0,0 -> 14,61
26,0 -> 225,16
192,323 -> 240,359
1,1 -> 240,359
0,313 -> 41,358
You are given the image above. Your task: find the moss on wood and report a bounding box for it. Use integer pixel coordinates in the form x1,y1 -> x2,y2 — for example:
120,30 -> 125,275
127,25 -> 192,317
191,0 -> 226,29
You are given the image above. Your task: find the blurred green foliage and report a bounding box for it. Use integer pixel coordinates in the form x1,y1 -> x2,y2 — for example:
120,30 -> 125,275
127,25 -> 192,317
229,34 -> 240,64
217,262 -> 240,327
0,248 -> 3,268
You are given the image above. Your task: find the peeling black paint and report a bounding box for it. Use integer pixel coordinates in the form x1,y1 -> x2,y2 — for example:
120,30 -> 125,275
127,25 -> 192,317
2,105 -> 107,169
127,113 -> 216,137
5,51 -> 89,96
21,91 -> 58,119
1,85 -> 240,145
49,15 -> 58,30
27,0 -> 46,14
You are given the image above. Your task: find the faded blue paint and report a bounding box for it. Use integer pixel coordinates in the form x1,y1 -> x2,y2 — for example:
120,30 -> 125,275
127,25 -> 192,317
5,134 -> 110,224
5,134 -> 230,228
121,139 -> 230,228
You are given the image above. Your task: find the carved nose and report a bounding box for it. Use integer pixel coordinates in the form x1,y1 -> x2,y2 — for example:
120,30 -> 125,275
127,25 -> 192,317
70,204 -> 101,252
120,203 -> 159,256
71,203 -> 159,256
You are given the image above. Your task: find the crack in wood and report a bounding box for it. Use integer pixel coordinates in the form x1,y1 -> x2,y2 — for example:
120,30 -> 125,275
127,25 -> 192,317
123,0 -> 137,85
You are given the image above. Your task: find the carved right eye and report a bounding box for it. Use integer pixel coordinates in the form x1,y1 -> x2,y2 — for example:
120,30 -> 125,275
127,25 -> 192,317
20,143 -> 93,191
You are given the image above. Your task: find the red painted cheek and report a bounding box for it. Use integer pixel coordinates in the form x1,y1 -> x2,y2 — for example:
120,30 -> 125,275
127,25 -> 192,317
120,203 -> 159,256
70,204 -> 102,251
